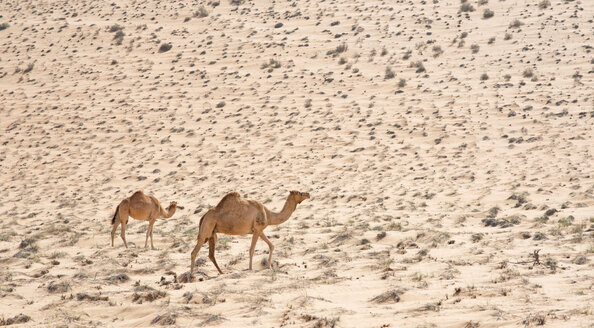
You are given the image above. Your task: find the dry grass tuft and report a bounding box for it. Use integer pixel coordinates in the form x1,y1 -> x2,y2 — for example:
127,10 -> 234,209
47,280 -> 70,293
371,289 -> 402,303
0,314 -> 31,326
151,313 -> 177,325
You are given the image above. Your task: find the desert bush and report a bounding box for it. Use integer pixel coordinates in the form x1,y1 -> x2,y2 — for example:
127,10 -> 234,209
432,45 -> 443,57
114,30 -> 124,45
483,9 -> 494,19
194,6 -> 209,18
261,58 -> 281,70
158,43 -> 172,53
509,19 -> 524,28
108,24 -> 123,33
410,61 -> 425,73
460,3 -> 475,12
385,66 -> 395,79
23,63 -> 34,73
538,0 -> 551,9
0,23 -> 9,31
327,43 -> 347,57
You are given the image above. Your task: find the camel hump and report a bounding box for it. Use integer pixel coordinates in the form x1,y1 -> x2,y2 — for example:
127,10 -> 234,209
132,190 -> 145,197
216,192 -> 241,209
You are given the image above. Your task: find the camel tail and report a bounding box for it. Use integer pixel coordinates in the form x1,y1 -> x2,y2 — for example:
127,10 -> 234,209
111,204 -> 120,225
197,213 -> 207,241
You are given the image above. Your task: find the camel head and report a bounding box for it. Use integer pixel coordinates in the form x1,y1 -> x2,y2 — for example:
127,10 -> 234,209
290,190 -> 310,204
167,201 -> 178,212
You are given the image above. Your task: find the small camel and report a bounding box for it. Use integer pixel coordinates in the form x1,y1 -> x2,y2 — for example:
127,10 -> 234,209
110,190 -> 177,249
190,190 -> 310,275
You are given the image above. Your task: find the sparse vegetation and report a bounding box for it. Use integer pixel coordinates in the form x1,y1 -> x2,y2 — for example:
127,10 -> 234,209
158,43 -> 172,53
410,61 -> 426,73
432,45 -> 443,57
385,66 -> 395,79
108,24 -> 123,33
471,44 -> 480,54
327,43 -> 347,57
114,30 -> 124,45
305,98 -> 312,108
398,78 -> 406,88
0,314 -> 31,326
261,58 -> 281,71
509,19 -> 524,28
152,313 -> 177,326
23,63 -> 34,73
538,0 -> 551,9
0,23 -> 9,31
47,280 -> 70,293
483,9 -> 494,19
460,3 -> 475,12
194,6 -> 209,18
522,68 -> 534,78
105,273 -> 129,283
371,290 -> 402,303
480,73 -> 489,81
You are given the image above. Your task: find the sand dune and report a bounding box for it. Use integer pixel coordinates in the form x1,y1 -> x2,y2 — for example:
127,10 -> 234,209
0,0 -> 593,327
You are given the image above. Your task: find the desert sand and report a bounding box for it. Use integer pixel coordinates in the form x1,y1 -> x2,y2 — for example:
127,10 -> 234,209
0,0 -> 593,327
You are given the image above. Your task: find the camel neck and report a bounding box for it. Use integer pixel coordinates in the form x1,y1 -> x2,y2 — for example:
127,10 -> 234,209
268,195 -> 297,225
162,206 -> 176,218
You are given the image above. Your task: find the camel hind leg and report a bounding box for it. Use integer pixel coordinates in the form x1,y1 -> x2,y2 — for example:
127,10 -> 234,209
111,219 -> 120,247
120,220 -> 128,248
208,234 -> 223,274
191,216 -> 216,276
145,218 -> 156,249
190,238 -> 206,276
116,200 -> 130,248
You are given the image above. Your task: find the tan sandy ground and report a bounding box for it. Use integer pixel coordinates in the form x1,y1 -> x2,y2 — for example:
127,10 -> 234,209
0,0 -> 593,327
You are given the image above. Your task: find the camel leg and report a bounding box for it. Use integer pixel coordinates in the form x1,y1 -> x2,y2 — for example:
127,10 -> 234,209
248,232 -> 260,270
144,221 -> 150,249
111,219 -> 120,247
120,217 -> 128,248
149,220 -> 156,250
208,234 -> 223,274
190,237 -> 206,276
145,219 -> 155,249
259,232 -> 275,269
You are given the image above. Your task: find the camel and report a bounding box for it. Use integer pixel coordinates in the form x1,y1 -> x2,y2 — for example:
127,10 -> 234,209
110,190 -> 177,249
190,190 -> 310,276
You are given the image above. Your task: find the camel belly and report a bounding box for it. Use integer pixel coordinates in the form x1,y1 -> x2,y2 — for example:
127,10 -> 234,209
213,215 -> 254,235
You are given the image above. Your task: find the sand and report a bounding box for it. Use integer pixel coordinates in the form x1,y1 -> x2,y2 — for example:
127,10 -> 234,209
0,0 -> 593,327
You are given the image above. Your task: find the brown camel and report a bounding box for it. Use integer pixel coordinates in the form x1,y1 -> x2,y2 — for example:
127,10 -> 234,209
110,190 -> 177,249
190,190 -> 310,275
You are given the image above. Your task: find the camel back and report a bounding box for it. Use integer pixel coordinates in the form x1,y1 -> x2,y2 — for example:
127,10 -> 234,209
215,192 -> 241,210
